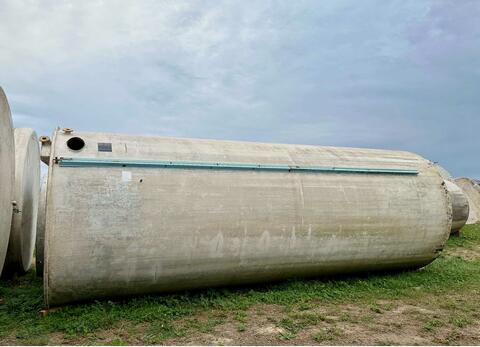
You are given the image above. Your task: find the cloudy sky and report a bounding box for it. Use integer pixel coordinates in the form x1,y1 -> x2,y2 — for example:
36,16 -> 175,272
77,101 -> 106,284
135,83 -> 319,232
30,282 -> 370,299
0,0 -> 478,177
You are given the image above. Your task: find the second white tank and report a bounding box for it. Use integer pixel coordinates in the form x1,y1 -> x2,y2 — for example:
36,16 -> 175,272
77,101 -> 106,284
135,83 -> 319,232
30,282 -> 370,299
4,128 -> 40,274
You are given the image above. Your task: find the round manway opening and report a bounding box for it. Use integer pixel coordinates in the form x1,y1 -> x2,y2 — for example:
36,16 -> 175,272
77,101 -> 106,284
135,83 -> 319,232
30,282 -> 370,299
67,137 -> 85,151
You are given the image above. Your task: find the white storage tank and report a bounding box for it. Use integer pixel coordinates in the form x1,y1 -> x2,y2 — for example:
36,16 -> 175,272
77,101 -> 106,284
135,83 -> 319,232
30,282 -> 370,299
4,128 -> 41,274
444,180 -> 469,234
431,165 -> 470,234
0,87 -> 15,275
455,178 -> 480,224
43,129 -> 452,306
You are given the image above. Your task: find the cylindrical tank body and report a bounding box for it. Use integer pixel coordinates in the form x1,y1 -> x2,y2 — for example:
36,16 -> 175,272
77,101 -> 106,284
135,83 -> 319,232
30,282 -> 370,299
0,88 -> 15,275
455,178 -> 480,224
4,128 -> 40,274
44,130 -> 451,306
444,181 -> 469,233
35,174 -> 47,277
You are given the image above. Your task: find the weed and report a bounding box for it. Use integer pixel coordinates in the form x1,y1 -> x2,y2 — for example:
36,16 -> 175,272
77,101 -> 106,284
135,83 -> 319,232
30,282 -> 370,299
369,304 -> 383,314
184,317 -> 223,334
233,310 -> 247,323
289,311 -> 324,325
450,315 -> 472,328
278,318 -> 298,334
236,323 -> 246,332
382,302 -> 395,311
110,338 -> 128,346
443,331 -> 461,344
297,302 -> 313,311
278,330 -> 296,340
423,318 -> 444,332
312,327 -> 341,342
339,312 -> 354,322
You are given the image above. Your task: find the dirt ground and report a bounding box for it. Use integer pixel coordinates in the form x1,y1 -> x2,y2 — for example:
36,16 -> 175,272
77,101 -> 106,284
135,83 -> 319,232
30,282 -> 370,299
163,298 -> 480,345
48,291 -> 479,346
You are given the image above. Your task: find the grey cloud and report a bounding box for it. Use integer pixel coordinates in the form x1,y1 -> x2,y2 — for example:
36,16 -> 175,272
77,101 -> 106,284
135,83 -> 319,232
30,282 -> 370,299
0,0 -> 478,177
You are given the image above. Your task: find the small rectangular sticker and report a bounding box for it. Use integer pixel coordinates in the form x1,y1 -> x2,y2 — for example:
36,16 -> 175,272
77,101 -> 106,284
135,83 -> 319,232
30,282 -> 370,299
121,171 -> 132,182
98,143 -> 112,152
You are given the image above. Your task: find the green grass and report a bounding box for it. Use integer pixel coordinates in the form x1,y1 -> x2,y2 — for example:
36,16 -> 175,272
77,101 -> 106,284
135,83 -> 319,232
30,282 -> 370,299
0,224 -> 479,345
445,224 -> 480,248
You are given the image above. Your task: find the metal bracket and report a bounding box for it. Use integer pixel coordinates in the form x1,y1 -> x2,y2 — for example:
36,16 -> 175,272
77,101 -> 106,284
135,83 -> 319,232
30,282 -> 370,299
56,157 -> 419,175
12,201 -> 21,213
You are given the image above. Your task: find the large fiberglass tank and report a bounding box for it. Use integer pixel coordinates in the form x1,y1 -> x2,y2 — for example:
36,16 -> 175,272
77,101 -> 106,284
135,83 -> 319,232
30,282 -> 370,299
455,178 -> 480,224
4,128 -> 41,274
431,165 -> 469,234
444,180 -> 469,234
0,88 -> 15,275
43,129 -> 452,306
